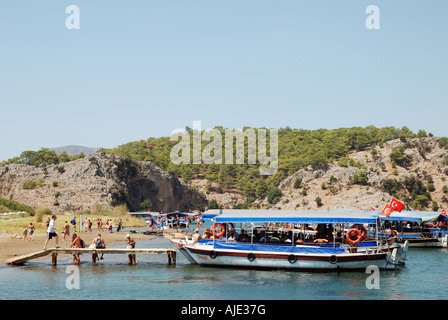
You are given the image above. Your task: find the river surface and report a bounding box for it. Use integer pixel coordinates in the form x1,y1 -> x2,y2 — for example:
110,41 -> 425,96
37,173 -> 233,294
1,236 -> 448,300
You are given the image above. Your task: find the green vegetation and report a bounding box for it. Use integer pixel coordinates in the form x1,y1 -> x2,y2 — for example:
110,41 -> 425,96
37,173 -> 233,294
0,197 -> 35,215
102,126 -> 427,199
293,178 -> 302,189
382,178 -> 399,197
352,170 -> 369,186
389,145 -> 412,167
22,178 -> 45,190
315,196 -> 323,207
439,137 -> 448,149
2,126 -> 446,211
139,199 -> 153,212
208,199 -> 220,209
267,188 -> 283,204
1,148 -> 85,167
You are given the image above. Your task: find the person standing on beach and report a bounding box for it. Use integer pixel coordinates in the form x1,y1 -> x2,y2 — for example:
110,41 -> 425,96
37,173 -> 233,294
71,217 -> 77,232
44,215 -> 60,250
62,221 -> 70,241
28,223 -> 35,241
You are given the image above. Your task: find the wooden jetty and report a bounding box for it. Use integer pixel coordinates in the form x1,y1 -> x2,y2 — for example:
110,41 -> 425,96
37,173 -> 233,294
6,247 -> 177,266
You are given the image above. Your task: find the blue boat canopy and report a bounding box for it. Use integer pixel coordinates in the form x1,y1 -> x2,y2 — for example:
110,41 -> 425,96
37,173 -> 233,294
377,211 -> 448,224
208,209 -> 378,224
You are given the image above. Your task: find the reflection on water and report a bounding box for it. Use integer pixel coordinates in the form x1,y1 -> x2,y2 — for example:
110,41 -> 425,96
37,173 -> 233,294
1,238 -> 448,300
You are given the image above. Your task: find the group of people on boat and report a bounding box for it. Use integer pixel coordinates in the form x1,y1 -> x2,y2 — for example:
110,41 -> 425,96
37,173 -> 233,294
148,213 -> 201,230
192,222 -> 355,245
190,220 -> 406,249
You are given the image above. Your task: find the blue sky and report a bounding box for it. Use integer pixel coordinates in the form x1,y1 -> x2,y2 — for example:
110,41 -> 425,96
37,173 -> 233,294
0,1 -> 447,161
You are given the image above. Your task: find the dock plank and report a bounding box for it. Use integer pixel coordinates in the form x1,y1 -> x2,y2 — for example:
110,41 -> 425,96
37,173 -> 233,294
6,248 -> 176,265
6,250 -> 53,265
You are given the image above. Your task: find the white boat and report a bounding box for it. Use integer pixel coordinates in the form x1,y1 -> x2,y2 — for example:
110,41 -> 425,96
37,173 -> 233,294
171,209 -> 408,272
375,211 -> 448,248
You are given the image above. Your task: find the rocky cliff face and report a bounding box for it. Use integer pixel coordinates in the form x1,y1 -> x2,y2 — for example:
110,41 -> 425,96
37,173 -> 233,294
0,153 -> 206,213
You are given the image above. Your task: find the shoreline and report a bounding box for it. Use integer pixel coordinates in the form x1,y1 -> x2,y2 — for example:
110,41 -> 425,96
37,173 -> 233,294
0,229 -> 157,265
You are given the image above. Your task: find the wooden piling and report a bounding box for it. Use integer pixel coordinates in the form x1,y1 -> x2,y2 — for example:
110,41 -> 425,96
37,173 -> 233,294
168,250 -> 176,265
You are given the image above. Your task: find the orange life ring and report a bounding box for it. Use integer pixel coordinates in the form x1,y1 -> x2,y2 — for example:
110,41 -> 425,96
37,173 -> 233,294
212,223 -> 226,238
346,228 -> 363,246
353,224 -> 368,241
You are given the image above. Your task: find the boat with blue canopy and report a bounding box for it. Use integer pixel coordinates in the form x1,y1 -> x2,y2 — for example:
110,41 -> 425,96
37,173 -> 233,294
131,211 -> 200,229
373,210 -> 448,248
171,209 -> 408,272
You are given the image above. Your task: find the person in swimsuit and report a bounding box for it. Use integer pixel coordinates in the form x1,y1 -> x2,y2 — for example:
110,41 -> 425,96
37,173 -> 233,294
68,233 -> 82,264
62,221 -> 70,241
27,223 -> 35,240
388,229 -> 399,245
126,234 -> 136,264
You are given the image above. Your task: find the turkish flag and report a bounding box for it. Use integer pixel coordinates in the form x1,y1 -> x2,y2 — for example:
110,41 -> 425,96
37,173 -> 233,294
390,197 -> 405,213
369,207 -> 376,211
381,204 -> 393,217
442,209 -> 447,216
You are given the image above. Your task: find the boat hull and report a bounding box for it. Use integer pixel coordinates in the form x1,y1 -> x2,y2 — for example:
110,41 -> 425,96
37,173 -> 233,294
371,230 -> 448,248
405,238 -> 442,247
172,240 -> 403,272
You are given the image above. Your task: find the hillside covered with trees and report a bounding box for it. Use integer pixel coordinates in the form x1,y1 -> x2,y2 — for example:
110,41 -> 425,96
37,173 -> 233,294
3,126 -> 448,212
102,126 -> 448,210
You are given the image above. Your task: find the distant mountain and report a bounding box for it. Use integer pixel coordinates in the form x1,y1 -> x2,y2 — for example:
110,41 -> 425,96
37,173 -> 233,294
51,145 -> 99,156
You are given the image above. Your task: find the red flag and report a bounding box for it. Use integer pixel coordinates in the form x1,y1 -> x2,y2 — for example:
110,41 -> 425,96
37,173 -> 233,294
442,209 -> 447,216
369,207 -> 375,211
381,204 -> 393,217
389,197 -> 405,213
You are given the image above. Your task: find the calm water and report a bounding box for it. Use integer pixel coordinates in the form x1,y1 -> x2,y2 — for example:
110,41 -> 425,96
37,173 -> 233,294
1,237 -> 448,300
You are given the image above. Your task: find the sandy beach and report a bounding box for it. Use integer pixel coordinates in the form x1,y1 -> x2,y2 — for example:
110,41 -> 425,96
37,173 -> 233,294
0,230 -> 156,265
